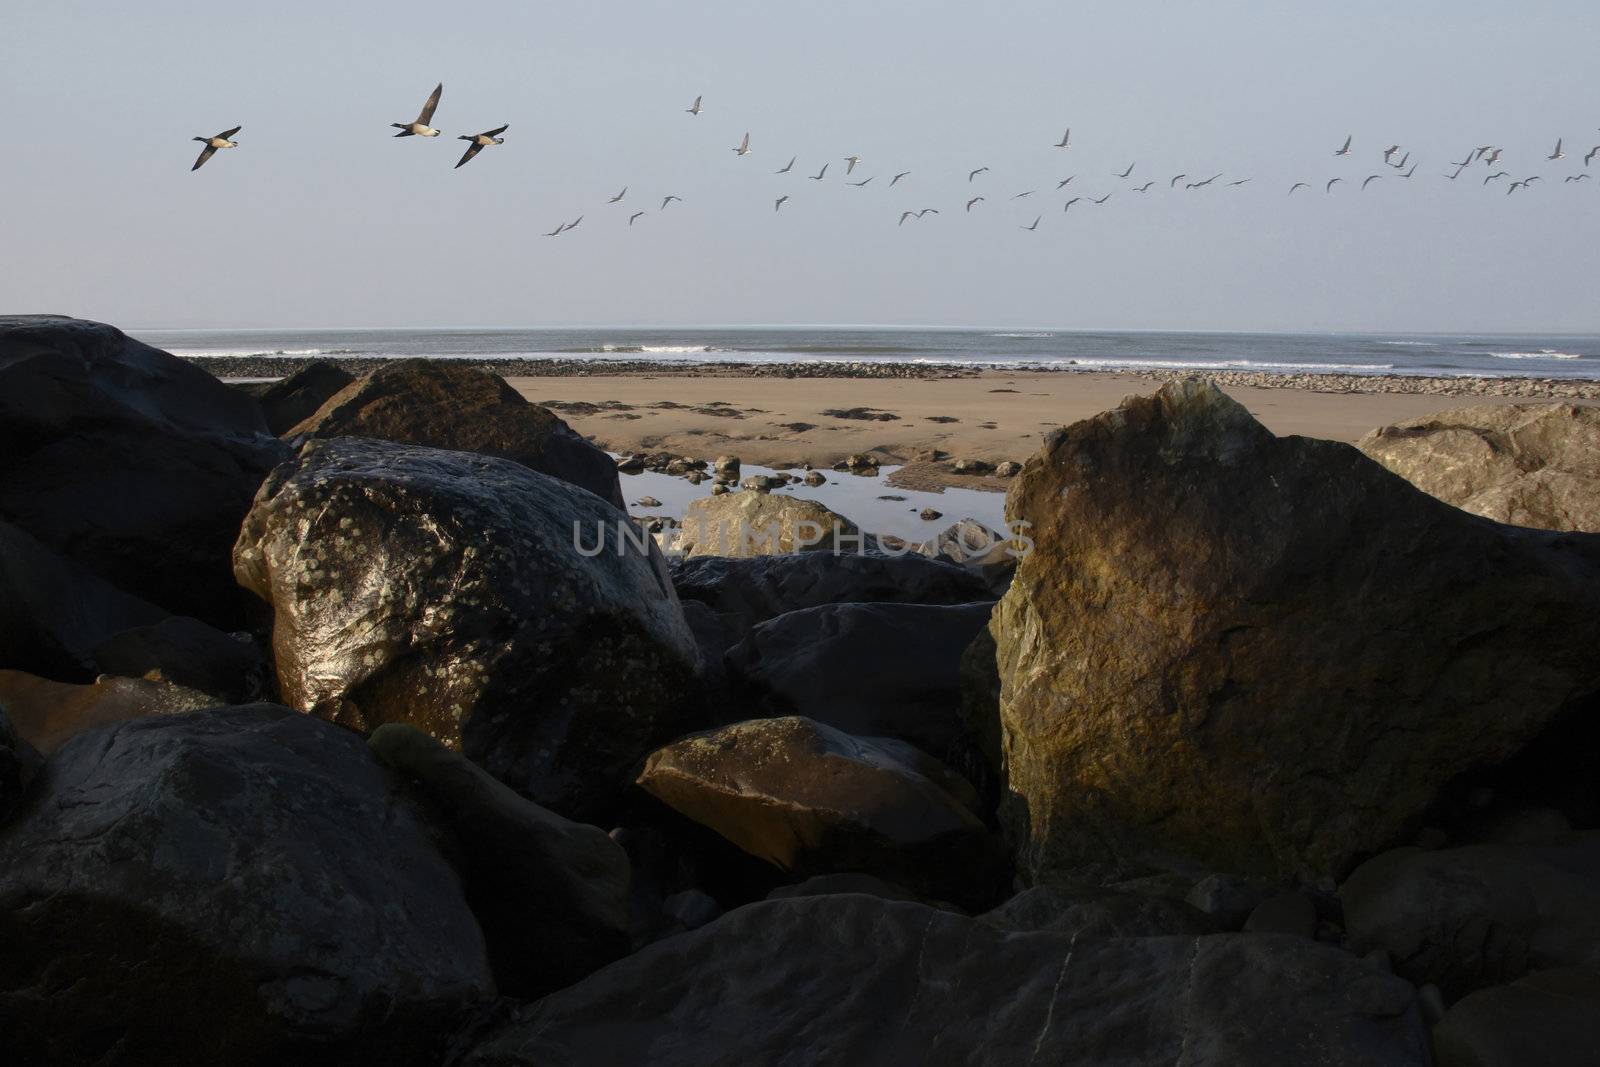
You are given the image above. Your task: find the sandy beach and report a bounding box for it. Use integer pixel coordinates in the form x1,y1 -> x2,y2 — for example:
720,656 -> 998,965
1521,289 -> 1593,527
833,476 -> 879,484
506,369 -> 1593,480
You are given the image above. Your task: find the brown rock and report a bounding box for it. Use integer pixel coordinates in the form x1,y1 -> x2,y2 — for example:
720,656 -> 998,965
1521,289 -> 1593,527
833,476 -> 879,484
1358,403 -> 1600,531
674,492 -> 862,557
992,380 -> 1600,884
636,716 -> 1001,906
0,670 -> 218,755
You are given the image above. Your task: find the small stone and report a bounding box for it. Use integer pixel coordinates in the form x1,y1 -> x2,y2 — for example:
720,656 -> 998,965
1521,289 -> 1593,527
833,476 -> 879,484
634,496 -> 663,508
803,471 -> 826,487
995,461 -> 1022,478
919,508 -> 943,521
662,889 -> 722,931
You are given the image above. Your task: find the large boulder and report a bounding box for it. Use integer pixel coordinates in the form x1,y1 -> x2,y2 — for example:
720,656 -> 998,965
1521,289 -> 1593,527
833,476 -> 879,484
255,360 -> 354,435
1358,403 -> 1600,532
450,895 -> 1429,1066
0,705 -> 492,1064
0,316 -> 285,627
90,614 -> 266,703
993,380 -> 1600,885
369,724 -> 630,998
0,669 -> 220,754
233,437 -> 700,820
981,884 -> 1218,938
0,520 -> 166,682
673,491 -> 862,557
288,358 -> 622,507
0,711 -> 41,824
1432,966 -> 1600,1067
1341,834 -> 1600,1000
723,601 -> 997,787
668,551 -> 992,637
636,716 -> 1002,907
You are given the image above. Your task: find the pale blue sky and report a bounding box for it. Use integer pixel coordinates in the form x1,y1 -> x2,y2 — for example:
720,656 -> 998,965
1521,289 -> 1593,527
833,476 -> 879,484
3,1 -> 1597,332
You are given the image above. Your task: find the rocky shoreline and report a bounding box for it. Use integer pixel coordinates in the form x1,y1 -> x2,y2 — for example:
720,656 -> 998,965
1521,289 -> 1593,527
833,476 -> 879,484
5,315 -> 1600,1065
182,352 -> 1600,399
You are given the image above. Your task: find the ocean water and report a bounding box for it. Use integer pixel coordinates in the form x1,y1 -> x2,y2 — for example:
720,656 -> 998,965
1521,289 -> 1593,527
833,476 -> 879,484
133,326 -> 1600,379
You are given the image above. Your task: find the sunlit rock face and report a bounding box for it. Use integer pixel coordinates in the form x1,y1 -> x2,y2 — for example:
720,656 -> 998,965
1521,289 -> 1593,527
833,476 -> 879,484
990,379 -> 1600,885
234,436 -> 700,821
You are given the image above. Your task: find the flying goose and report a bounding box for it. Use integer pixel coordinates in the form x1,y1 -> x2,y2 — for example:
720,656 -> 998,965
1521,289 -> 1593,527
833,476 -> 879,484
1228,178 -> 1250,186
1586,146 -> 1600,166
1361,174 -> 1382,189
775,195 -> 789,211
733,132 -> 751,156
661,195 -> 682,209
1548,138 -> 1565,161
1565,174 -> 1591,183
1484,171 -> 1508,184
1011,190 -> 1034,199
966,196 -> 984,211
608,187 -> 627,203
1288,182 -> 1308,195
1063,197 -> 1082,211
898,211 -> 915,226
915,208 -> 940,217
1326,178 -> 1343,192
392,83 -> 443,137
562,215 -> 583,233
1169,174 -> 1187,188
629,211 -> 646,225
1383,145 -> 1400,163
1335,135 -> 1352,156
848,176 -> 874,187
454,125 -> 507,169
890,171 -> 910,186
777,156 -> 796,174
686,95 -> 703,115
1117,162 -> 1135,178
968,166 -> 989,182
1055,129 -> 1071,148
1021,216 -> 1041,231
809,163 -> 828,180
844,155 -> 862,174
1483,148 -> 1503,167
1135,181 -> 1155,192
1091,193 -> 1111,204
191,126 -> 240,171
1056,176 -> 1075,188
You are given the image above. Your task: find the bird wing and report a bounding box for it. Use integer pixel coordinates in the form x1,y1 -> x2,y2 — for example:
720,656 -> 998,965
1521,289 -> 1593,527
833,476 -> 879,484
191,143 -> 218,171
417,83 -> 443,125
454,141 -> 484,169
217,126 -> 242,140
740,132 -> 750,150
483,124 -> 509,138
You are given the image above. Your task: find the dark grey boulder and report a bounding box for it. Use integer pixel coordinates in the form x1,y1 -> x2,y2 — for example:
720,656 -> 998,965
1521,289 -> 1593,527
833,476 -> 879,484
723,601 -> 997,788
0,705 -> 492,1065
91,614 -> 266,702
982,885 -> 1219,938
669,551 -> 991,643
0,316 -> 285,628
0,711 -> 41,825
256,360 -> 354,435
234,437 -> 700,821
287,358 -> 623,507
765,872 -> 922,904
0,520 -> 166,682
369,724 -> 630,999
1342,834 -> 1600,1000
1432,966 -> 1600,1067
449,895 -> 1429,1066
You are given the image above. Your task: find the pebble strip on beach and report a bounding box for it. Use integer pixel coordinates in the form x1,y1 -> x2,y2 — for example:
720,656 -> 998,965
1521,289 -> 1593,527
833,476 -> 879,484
187,354 -> 1600,400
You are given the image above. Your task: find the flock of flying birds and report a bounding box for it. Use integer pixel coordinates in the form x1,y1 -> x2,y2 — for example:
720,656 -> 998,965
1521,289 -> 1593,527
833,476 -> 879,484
190,84 -> 1600,235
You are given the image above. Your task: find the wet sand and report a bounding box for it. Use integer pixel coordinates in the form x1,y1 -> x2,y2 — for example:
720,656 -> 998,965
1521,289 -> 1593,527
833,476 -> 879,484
507,370 -> 1586,476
